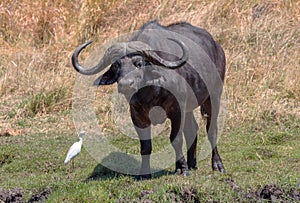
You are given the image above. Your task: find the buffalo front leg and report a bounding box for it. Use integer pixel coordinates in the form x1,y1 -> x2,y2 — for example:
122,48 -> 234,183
183,112 -> 199,170
135,126 -> 152,179
170,115 -> 188,176
202,98 -> 226,173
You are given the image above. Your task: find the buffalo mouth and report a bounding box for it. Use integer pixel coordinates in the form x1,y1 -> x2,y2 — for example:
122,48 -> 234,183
117,82 -> 137,97
117,77 -> 139,100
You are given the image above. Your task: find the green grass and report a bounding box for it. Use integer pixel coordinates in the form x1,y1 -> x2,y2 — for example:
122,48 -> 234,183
0,113 -> 299,202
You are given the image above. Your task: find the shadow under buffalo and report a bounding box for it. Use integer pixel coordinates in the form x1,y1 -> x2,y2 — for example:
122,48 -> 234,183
85,152 -> 171,181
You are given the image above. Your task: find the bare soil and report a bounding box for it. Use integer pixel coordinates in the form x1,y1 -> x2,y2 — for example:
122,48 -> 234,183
0,188 -> 51,203
0,182 -> 299,202
226,178 -> 300,203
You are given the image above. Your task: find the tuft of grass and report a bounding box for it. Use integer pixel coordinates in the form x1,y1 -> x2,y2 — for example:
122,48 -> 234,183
0,147 -> 15,166
21,87 -> 71,117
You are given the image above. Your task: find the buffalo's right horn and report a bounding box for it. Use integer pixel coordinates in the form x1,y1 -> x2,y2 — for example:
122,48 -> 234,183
133,38 -> 189,69
72,40 -> 139,75
72,40 -> 110,75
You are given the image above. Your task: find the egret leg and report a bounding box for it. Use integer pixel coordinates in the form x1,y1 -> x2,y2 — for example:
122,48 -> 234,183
66,161 -> 70,174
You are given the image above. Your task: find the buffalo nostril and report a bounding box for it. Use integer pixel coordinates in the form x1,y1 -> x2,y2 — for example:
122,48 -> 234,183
129,79 -> 134,87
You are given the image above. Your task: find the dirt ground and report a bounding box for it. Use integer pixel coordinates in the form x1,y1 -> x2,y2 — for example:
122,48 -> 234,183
1,180 -> 299,202
225,179 -> 300,203
0,188 -> 51,203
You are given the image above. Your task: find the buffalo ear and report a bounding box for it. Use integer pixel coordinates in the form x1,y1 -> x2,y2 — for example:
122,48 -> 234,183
93,65 -> 119,86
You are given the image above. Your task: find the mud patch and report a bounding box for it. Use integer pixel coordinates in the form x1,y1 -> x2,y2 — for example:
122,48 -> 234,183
226,178 -> 300,202
179,187 -> 200,203
0,188 -> 23,202
257,184 -> 300,202
0,188 -> 51,203
28,188 -> 52,202
165,187 -> 201,203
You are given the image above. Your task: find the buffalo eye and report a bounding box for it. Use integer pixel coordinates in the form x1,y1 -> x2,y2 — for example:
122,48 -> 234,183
133,58 -> 144,68
114,60 -> 121,68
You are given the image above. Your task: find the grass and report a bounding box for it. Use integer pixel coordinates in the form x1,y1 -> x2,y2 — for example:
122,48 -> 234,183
0,0 -> 299,202
0,113 -> 299,202
21,87 -> 71,117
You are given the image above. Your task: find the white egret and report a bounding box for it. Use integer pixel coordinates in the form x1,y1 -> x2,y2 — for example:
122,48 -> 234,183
64,131 -> 85,170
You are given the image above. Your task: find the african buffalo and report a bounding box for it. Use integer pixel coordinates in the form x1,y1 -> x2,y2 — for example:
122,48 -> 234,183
72,20 -> 226,179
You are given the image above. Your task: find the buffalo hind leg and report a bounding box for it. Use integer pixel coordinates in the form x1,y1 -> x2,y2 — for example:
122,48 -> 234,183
170,114 -> 189,176
202,98 -> 226,173
183,112 -> 199,170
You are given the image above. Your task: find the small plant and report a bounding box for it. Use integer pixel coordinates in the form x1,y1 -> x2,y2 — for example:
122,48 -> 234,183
22,87 -> 70,116
0,149 -> 15,166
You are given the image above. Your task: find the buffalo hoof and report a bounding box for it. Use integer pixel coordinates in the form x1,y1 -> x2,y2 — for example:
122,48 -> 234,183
188,162 -> 198,170
175,168 -> 190,177
136,174 -> 152,181
212,161 -> 226,173
175,157 -> 189,176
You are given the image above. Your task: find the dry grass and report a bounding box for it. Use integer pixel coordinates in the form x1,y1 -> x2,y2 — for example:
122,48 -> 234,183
0,0 -> 299,130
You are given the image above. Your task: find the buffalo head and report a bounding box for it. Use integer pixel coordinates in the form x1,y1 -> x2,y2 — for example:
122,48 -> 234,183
72,39 -> 188,97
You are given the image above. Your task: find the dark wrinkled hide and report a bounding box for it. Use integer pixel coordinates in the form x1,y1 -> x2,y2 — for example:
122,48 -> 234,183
73,20 -> 226,179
